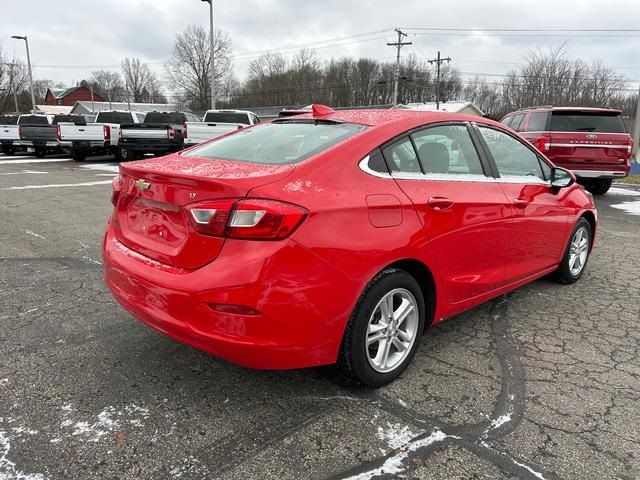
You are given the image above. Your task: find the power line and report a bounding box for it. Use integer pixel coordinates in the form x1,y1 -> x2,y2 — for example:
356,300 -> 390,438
402,27 -> 640,32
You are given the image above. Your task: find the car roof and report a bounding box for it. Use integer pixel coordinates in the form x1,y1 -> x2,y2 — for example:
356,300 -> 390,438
511,106 -> 622,114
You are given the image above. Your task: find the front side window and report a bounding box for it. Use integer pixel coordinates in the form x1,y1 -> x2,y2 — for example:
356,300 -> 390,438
185,121 -> 366,165
510,114 -> 525,131
501,115 -> 513,127
412,125 -> 485,176
382,137 -> 421,173
478,126 -> 546,182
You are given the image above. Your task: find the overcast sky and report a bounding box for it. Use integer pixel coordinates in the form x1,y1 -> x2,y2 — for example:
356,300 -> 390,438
2,0 -> 640,93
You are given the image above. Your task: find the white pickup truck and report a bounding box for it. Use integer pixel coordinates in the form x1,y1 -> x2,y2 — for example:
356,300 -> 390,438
0,115 -> 21,156
184,109 -> 259,147
57,110 -> 146,161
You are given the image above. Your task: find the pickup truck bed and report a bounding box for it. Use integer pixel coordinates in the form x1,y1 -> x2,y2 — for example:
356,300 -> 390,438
184,110 -> 257,147
0,120 -> 21,155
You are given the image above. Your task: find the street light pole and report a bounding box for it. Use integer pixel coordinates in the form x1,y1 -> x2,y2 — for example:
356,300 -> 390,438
202,0 -> 216,110
11,35 -> 36,113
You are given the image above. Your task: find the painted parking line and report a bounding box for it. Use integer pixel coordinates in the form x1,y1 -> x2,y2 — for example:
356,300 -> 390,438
79,164 -> 120,173
0,170 -> 48,176
0,180 -> 112,191
0,158 -> 72,165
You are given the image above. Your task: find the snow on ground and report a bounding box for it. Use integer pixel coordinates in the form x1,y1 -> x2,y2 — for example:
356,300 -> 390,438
611,200 -> 640,216
608,186 -> 640,196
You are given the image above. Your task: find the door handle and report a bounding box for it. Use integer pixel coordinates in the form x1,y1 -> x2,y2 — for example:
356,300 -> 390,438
428,196 -> 454,210
513,198 -> 529,208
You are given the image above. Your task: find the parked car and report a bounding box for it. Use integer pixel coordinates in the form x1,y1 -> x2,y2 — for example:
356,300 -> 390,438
18,114 -> 87,157
57,110 -> 146,161
500,106 -> 633,194
104,105 -> 596,387
118,111 -> 200,160
183,109 -> 259,147
0,115 -> 22,156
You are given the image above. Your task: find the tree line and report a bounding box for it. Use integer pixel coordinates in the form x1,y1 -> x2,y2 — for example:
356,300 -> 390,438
0,27 -> 637,120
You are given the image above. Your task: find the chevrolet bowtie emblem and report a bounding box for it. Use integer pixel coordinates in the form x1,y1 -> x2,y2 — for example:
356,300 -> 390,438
135,179 -> 151,191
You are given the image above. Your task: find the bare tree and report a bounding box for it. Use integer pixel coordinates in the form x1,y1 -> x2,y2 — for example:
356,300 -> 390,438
89,70 -> 125,103
0,43 -> 29,112
166,25 -> 233,111
121,57 -> 164,103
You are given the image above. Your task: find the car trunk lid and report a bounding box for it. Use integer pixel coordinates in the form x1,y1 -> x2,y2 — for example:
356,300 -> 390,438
114,155 -> 293,269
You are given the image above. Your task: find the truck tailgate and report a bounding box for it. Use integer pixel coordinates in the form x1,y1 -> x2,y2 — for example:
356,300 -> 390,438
58,123 -> 104,142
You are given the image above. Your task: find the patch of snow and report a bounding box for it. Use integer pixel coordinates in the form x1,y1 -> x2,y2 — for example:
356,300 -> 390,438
489,414 -> 511,430
23,230 -> 45,240
79,164 -> 119,174
10,427 -> 37,436
0,430 -> 46,480
58,403 -> 150,444
608,186 -> 640,196
611,200 -> 640,216
511,458 -> 548,480
0,180 -> 112,191
397,399 -> 408,408
18,308 -> 38,317
376,422 -> 423,450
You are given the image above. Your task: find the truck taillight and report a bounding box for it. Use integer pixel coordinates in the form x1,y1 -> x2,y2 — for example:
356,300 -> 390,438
111,174 -> 122,206
186,199 -> 307,240
18,126 -> 23,140
118,128 -> 123,141
56,124 -> 61,140
183,123 -> 188,140
104,125 -> 111,141
167,128 -> 176,141
534,135 -> 551,153
627,138 -> 634,156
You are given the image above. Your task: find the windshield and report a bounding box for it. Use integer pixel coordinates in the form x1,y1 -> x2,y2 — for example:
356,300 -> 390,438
184,121 -> 366,164
550,111 -> 627,133
144,112 -> 185,124
203,112 -> 251,124
18,116 -> 49,126
96,112 -> 133,124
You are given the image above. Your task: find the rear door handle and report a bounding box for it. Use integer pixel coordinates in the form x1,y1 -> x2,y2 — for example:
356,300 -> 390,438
428,196 -> 454,210
513,198 -> 529,208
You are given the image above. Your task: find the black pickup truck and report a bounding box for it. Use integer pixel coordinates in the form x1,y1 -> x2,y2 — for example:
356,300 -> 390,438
19,114 -> 86,157
118,111 -> 200,160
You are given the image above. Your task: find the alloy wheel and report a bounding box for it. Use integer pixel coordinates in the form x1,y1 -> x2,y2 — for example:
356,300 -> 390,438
569,226 -> 589,276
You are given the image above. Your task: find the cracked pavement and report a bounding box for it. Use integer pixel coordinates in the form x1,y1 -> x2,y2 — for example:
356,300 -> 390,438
1,155 -> 639,479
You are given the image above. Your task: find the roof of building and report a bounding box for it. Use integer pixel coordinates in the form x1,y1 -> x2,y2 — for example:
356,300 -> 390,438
48,86 -> 85,99
395,101 -> 484,116
34,105 -> 74,115
71,101 -> 180,114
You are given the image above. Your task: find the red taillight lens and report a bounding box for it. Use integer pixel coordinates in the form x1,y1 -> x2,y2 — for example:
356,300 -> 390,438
183,123 -> 188,140
111,174 -> 123,206
18,126 -> 23,140
167,128 -> 176,141
104,125 -> 111,141
56,124 -> 61,140
534,135 -> 551,153
627,138 -> 634,156
186,199 -> 307,240
118,127 -> 123,141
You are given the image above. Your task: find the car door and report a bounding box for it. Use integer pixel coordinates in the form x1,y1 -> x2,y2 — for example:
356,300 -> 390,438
474,124 -> 570,282
382,123 -> 511,304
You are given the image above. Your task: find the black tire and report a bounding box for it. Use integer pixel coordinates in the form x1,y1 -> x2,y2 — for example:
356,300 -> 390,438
118,146 -> 135,162
554,217 -> 592,284
113,146 -> 122,162
2,145 -> 15,156
337,269 -> 426,387
585,179 -> 612,195
34,147 -> 46,158
71,149 -> 86,162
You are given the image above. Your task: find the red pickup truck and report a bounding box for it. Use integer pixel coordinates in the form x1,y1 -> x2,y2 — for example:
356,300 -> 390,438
500,107 -> 632,194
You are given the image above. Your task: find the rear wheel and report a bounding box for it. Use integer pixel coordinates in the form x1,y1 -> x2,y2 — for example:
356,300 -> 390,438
584,179 -> 612,195
118,146 -> 138,162
555,218 -> 592,284
337,269 -> 425,387
2,145 -> 15,156
71,149 -> 86,162
34,147 -> 46,158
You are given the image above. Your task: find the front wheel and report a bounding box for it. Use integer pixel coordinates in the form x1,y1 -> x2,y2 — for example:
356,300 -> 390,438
584,179 -> 612,195
2,145 -> 15,156
555,218 -> 592,284
337,269 -> 425,387
71,149 -> 86,162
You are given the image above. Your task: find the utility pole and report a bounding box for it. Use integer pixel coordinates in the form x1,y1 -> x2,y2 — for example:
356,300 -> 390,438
11,35 -> 36,113
428,51 -> 451,110
387,28 -> 412,107
633,82 -> 640,163
202,0 -> 216,110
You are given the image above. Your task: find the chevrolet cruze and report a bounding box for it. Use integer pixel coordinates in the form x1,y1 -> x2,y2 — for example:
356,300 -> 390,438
103,105 -> 596,386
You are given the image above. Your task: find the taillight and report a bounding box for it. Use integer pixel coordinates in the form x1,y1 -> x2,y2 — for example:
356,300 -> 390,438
56,124 -> 61,140
627,138 -> 634,156
111,174 -> 123,206
118,127 -> 123,142
104,125 -> 111,141
183,123 -> 188,140
167,128 -> 176,141
18,126 -> 23,140
534,135 -> 551,153
186,199 -> 307,240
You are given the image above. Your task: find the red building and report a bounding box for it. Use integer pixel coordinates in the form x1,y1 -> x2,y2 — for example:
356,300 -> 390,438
45,86 -> 104,106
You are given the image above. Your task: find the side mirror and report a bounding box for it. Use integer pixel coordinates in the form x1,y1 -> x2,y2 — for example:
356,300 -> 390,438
551,167 -> 575,188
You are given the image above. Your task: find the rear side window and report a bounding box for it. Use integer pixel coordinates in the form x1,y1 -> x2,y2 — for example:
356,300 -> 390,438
184,121 -> 366,165
203,112 -> 251,124
382,138 -> 421,173
526,112 -> 548,132
549,111 -> 627,133
18,116 -> 49,125
509,114 -> 525,131
500,115 -> 513,127
96,112 -> 133,124
144,112 -> 186,124
412,125 -> 485,176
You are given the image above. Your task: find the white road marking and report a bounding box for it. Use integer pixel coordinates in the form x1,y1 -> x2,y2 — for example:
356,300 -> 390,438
79,163 -> 120,173
23,229 -> 46,240
0,158 -> 71,165
0,180 -> 112,191
0,170 -> 48,176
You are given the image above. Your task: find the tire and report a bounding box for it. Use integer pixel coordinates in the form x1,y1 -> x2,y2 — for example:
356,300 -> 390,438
113,147 -> 122,162
2,145 -> 15,156
554,217 -> 592,284
585,179 -> 612,195
34,147 -> 46,158
337,269 -> 426,387
71,149 -> 86,162
118,146 -> 135,162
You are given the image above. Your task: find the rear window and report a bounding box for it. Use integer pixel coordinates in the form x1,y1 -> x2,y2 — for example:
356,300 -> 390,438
18,116 -> 49,126
526,112 -> 548,131
184,121 -> 366,165
203,112 -> 251,124
96,112 -> 133,124
0,116 -> 18,125
550,111 -> 627,133
53,115 -> 86,125
144,112 -> 186,124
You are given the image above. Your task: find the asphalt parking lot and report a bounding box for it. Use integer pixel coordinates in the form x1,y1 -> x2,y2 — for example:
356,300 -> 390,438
1,153 -> 639,480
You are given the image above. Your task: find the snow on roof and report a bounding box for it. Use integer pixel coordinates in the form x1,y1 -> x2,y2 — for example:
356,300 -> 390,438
395,101 -> 484,116
71,101 -> 180,114
35,105 -> 73,115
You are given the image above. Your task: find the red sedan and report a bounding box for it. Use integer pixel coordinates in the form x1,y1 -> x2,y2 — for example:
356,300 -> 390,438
103,105 -> 596,387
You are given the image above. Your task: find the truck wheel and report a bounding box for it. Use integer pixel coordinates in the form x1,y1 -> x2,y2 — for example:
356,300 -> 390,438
71,150 -> 86,162
113,147 -> 122,162
1,145 -> 15,156
34,147 -> 46,158
585,179 -> 612,195
118,146 -> 133,162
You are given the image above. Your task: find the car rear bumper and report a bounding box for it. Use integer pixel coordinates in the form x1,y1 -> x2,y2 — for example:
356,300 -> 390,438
102,222 -> 358,369
571,169 -> 629,179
